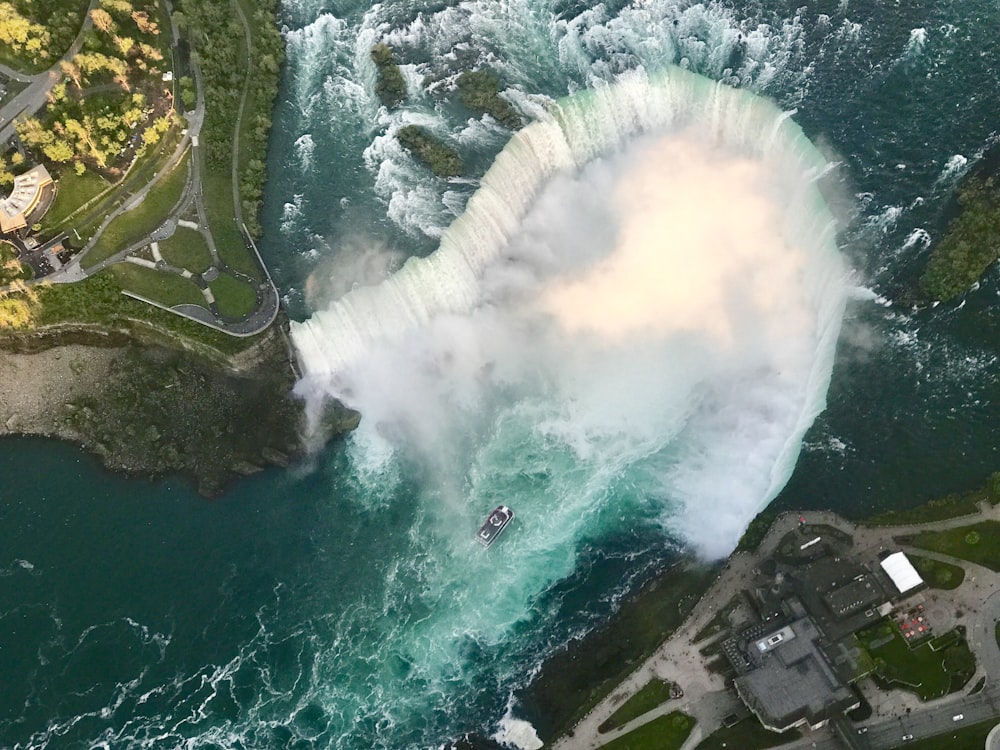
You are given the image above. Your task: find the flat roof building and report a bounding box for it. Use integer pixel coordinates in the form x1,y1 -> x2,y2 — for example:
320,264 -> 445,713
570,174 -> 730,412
734,616 -> 859,733
0,165 -> 53,234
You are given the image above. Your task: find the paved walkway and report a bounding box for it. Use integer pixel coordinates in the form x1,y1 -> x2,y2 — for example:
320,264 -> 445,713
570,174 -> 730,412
554,501 -> 1000,750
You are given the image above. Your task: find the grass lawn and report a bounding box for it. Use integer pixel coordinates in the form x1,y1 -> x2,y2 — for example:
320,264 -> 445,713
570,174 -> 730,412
42,170 -> 112,232
599,680 -> 676,733
209,272 -> 257,319
695,717 -> 799,750
908,555 -> 965,590
159,227 -> 213,274
903,520 -> 1000,571
522,563 -> 719,743
600,712 -> 694,750
29,271 -> 255,355
202,170 -> 261,280
858,623 -> 974,700
83,153 -> 190,270
904,719 -> 995,750
110,263 -> 206,308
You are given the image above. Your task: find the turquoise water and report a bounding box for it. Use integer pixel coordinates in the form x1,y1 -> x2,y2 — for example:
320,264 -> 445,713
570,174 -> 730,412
3,0 -> 1000,747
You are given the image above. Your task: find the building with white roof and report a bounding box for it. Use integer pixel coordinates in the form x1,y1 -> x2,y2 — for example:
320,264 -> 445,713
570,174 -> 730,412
879,551 -> 924,595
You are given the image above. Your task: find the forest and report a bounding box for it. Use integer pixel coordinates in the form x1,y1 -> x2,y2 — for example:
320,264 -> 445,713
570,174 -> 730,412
177,0 -> 283,237
15,0 -> 174,179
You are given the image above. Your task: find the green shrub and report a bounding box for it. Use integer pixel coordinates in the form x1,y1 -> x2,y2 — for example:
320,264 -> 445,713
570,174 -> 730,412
920,176 -> 1000,301
457,69 -> 520,128
397,125 -> 463,177
371,43 -> 406,107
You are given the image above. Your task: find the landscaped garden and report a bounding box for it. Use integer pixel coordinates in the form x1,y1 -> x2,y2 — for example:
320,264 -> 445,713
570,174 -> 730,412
83,152 -> 190,269
856,622 -> 975,700
903,719 -> 996,750
695,717 -> 799,750
598,679 -> 678,733
209,271 -> 257,319
158,227 -> 212,274
598,712 -> 694,750
903,520 -> 1000,571
908,554 -> 965,590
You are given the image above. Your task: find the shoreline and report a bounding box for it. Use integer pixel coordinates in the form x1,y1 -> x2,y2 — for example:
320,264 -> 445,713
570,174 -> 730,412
0,323 -> 359,496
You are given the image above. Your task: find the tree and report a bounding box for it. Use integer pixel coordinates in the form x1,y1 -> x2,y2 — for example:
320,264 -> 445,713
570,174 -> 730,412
90,7 -> 115,34
43,139 -> 75,162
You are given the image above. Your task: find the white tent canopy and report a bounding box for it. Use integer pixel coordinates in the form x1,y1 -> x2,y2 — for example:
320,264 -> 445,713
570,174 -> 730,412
880,552 -> 923,594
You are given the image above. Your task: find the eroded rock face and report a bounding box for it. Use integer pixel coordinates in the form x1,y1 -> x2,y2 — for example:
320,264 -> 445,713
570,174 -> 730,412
0,323 -> 358,496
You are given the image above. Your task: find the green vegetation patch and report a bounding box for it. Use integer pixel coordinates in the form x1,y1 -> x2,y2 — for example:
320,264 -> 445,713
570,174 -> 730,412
31,270 -> 253,356
598,680 -> 676,734
695,717 -> 800,750
41,169 -> 111,233
0,0 -> 90,72
599,712 -> 694,750
110,262 -> 206,308
903,719 -> 996,750
520,563 -> 718,743
736,507 -> 779,553
903,519 -> 1000,571
908,554 -> 965,590
397,125 -> 463,177
457,69 -> 520,128
201,171 -> 261,280
209,271 -> 256,319
920,175 -> 1000,301
158,227 -> 212,273
83,152 -> 189,270
371,42 -> 406,107
857,622 -> 974,701
0,242 -> 32,284
865,474 -> 1000,526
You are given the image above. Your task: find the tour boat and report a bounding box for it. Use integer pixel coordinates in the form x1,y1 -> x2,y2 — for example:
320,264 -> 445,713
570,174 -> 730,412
476,505 -> 514,547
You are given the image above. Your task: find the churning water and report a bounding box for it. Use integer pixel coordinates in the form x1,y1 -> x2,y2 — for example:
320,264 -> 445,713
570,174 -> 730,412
3,1 -> 1000,748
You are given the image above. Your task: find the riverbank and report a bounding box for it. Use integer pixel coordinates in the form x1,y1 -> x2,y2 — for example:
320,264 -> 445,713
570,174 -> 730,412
0,322 -> 359,496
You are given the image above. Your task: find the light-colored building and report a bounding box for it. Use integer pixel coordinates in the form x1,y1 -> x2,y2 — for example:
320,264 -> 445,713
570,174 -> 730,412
0,164 -> 53,234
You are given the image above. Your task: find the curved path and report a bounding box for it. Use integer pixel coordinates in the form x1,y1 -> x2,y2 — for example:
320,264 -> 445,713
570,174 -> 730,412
0,0 -> 99,143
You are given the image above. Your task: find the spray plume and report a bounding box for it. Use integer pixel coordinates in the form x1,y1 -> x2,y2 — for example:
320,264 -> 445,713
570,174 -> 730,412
291,66 -> 847,558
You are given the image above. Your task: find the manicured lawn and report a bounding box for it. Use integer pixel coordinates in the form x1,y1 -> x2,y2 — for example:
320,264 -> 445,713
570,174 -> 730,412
202,170 -> 261,280
209,272 -> 257,319
857,623 -> 974,700
904,719 -> 995,750
30,271 -> 255,355
904,520 -> 1000,571
695,717 -> 799,750
159,227 -> 213,274
42,170 -> 111,232
908,555 -> 965,590
83,152 -> 190,270
599,680 -> 676,733
600,712 -> 694,750
110,263 -> 206,308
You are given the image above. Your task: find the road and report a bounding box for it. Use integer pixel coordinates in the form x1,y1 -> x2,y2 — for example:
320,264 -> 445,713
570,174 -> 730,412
0,0 -> 99,143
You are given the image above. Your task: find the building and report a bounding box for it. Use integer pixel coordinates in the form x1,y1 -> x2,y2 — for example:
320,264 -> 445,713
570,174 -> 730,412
0,164 -> 54,234
733,614 -> 860,733
880,552 -> 925,596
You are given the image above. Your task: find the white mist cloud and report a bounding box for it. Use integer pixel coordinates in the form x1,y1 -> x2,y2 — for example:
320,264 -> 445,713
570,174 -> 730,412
292,69 -> 847,562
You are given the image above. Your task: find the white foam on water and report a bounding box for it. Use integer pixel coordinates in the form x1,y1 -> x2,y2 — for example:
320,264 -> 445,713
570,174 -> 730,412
293,66 -> 848,561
